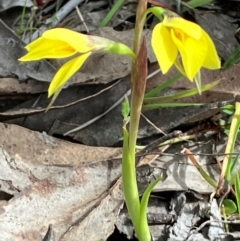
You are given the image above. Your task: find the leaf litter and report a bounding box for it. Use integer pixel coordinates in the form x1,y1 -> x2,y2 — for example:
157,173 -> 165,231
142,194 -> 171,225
0,123 -> 123,241
0,0 -> 240,240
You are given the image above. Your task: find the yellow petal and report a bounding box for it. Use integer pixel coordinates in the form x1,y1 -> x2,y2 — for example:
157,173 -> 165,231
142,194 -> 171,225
163,16 -> 202,40
171,28 -> 207,80
43,28 -> 96,53
151,23 -> 178,73
48,52 -> 91,97
201,30 -> 221,69
45,87 -> 63,111
19,37 -> 76,61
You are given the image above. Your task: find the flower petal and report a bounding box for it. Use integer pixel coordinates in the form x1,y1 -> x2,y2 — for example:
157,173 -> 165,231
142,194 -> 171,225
171,29 -> 207,80
163,16 -> 202,40
48,52 -> 91,97
201,30 -> 221,69
46,87 -> 63,111
19,37 -> 76,61
151,23 -> 178,74
43,28 -> 99,53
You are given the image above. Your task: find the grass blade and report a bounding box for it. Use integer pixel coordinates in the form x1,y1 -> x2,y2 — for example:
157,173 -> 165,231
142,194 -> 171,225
144,79 -> 220,104
142,102 -> 202,110
99,0 -> 125,28
144,73 -> 182,98
222,46 -> 240,70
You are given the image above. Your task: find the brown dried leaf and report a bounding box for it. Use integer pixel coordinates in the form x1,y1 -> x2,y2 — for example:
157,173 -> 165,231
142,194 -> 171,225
0,123 -> 123,241
59,180 -> 123,241
0,19 -> 55,82
0,123 -> 121,169
4,78 -> 131,147
0,78 -> 48,95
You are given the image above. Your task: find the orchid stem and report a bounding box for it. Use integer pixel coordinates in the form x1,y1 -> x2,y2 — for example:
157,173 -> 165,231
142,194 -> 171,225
122,0 -> 149,240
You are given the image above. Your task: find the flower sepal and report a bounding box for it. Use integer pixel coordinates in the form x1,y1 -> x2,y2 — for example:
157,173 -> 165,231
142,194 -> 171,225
106,42 -> 136,60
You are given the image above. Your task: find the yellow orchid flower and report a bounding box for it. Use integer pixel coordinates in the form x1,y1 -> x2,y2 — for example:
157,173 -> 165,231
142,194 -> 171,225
19,28 -> 135,98
151,12 -> 221,81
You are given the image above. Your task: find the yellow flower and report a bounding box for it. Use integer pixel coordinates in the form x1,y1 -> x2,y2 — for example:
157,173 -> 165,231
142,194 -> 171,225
151,13 -> 221,81
19,28 -> 135,98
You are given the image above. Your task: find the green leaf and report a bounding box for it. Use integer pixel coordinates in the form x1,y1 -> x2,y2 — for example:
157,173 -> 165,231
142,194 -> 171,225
185,0 -> 214,9
147,7 -> 165,21
223,102 -> 240,181
222,109 -> 234,116
222,45 -> 240,70
144,79 -> 220,104
144,73 -> 182,98
122,127 -> 140,230
221,104 -> 235,112
99,0 -> 125,28
138,175 -> 162,241
222,199 -> 237,215
224,129 -> 230,136
230,155 -> 240,174
229,168 -> 240,185
142,102 -> 202,111
122,96 -> 130,121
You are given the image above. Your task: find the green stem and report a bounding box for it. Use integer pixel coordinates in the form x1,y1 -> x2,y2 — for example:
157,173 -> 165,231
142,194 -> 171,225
219,102 -> 240,184
122,127 -> 140,227
124,0 -> 148,239
122,3 -> 167,241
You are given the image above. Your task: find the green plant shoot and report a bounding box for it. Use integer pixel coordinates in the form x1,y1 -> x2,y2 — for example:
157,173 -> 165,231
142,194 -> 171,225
18,1 -> 221,240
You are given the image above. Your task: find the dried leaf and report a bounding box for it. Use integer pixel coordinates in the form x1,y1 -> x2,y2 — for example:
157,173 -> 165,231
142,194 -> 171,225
0,77 -> 48,95
0,19 -> 55,82
0,123 -> 123,241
